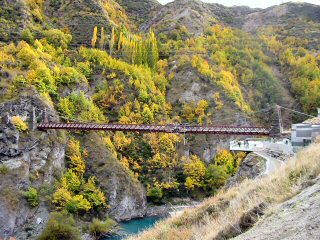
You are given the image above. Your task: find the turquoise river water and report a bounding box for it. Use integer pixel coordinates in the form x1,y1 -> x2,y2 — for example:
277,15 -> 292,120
105,216 -> 163,240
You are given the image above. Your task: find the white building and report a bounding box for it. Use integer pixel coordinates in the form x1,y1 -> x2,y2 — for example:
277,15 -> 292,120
291,109 -> 320,147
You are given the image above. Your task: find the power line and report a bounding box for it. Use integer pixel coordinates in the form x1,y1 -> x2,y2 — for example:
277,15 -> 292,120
278,105 -> 316,118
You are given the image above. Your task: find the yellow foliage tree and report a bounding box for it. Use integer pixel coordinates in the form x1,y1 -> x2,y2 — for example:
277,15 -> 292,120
99,27 -> 105,49
52,188 -> 72,209
214,149 -> 234,174
185,177 -> 195,191
68,139 -> 86,175
91,26 -> 98,48
182,154 -> 206,189
11,116 -> 28,132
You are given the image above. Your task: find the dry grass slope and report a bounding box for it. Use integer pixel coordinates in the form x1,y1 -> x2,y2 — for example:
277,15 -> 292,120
129,143 -> 320,240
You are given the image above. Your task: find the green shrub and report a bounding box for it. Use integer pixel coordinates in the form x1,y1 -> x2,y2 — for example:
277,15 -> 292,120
204,165 -> 229,195
58,91 -> 105,122
23,187 -> 39,207
76,62 -> 92,78
57,67 -> 87,85
21,29 -> 34,44
0,164 -> 9,174
37,211 -> 81,240
147,185 -> 163,204
27,62 -> 57,94
43,29 -> 72,49
65,195 -> 92,213
89,218 -> 116,239
17,42 -> 39,67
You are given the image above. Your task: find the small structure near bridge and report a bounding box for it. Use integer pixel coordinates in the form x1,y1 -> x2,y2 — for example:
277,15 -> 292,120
291,109 -> 320,148
230,138 -> 293,155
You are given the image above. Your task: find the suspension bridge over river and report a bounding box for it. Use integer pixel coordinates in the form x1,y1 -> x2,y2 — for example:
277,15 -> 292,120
37,105 -> 315,137
37,122 -> 271,135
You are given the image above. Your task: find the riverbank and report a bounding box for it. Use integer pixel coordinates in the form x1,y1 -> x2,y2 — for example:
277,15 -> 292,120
106,200 -> 200,239
146,198 -> 200,217
127,143 -> 320,240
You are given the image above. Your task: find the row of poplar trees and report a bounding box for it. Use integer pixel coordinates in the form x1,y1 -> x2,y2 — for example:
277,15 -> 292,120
91,26 -> 159,70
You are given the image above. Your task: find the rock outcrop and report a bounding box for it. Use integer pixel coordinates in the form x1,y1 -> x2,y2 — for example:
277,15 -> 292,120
226,152 -> 266,188
81,132 -> 147,221
0,90 -> 66,238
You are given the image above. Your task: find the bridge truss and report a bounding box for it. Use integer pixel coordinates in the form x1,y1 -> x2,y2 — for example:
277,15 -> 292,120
38,122 -> 270,136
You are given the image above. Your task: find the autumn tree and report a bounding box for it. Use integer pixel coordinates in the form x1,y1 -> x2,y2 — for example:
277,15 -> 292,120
182,154 -> 206,191
109,27 -> 115,56
99,27 -> 105,49
91,26 -> 98,48
214,149 -> 234,174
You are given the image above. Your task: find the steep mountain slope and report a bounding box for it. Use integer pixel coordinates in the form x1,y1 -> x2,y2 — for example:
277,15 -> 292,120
44,0 -> 132,46
118,0 -> 161,25
0,0 -> 319,239
0,0 -> 33,42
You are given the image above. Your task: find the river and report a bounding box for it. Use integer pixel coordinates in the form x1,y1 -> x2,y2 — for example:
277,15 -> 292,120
104,215 -> 163,240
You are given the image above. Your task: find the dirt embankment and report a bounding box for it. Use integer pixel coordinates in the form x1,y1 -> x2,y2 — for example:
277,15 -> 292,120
234,177 -> 320,240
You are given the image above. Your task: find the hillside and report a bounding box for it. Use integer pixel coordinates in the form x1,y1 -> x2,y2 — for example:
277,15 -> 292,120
129,142 -> 320,240
0,0 -> 319,239
118,0 -> 161,25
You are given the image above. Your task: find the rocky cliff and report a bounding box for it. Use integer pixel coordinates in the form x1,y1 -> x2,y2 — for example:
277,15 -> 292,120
0,92 -> 147,238
226,152 -> 266,188
81,132 -> 147,221
0,90 -> 66,237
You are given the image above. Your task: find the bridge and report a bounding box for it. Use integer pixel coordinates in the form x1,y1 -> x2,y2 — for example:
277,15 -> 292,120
39,105 -> 316,136
37,122 -> 271,136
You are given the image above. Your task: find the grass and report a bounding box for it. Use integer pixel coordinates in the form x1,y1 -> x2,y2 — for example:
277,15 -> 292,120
89,218 -> 117,239
37,211 -> 81,240
128,142 -> 320,240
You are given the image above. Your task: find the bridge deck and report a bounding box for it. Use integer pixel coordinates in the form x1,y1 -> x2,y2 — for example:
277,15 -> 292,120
38,123 -> 270,135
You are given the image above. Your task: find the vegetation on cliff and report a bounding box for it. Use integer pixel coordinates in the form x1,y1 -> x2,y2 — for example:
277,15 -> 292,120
0,0 -> 319,238
129,142 -> 320,240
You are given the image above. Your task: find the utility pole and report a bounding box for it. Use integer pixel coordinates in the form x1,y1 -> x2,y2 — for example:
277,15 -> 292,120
276,105 -> 283,134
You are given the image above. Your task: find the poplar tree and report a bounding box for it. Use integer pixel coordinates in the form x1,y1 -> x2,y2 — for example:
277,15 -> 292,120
109,27 -> 115,56
91,26 -> 98,48
98,27 -> 105,49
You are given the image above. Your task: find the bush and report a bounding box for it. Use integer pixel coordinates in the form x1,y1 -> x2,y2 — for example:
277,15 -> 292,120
11,116 -> 28,132
52,187 -> 72,208
21,29 -> 34,44
27,63 -> 57,94
58,91 -> 105,122
89,218 -> 116,239
43,29 -> 72,49
76,62 -> 92,78
65,195 -> 92,213
37,211 -> 81,240
17,43 -> 39,67
204,165 -> 229,195
57,67 -> 87,85
23,187 -> 39,207
82,176 -> 107,208
0,164 -> 9,174
147,185 -> 163,204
